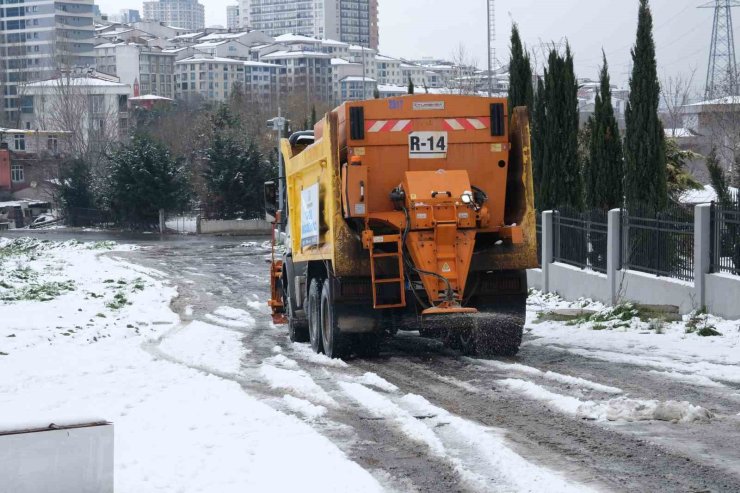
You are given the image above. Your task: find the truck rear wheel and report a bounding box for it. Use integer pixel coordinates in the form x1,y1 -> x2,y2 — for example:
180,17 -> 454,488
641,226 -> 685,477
320,279 -> 351,359
308,279 -> 323,354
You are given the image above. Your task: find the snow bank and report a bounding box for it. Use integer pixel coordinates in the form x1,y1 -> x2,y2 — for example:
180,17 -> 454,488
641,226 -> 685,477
356,372 -> 399,393
499,379 -> 712,423
259,364 -> 337,406
282,395 -> 328,420
158,321 -> 244,375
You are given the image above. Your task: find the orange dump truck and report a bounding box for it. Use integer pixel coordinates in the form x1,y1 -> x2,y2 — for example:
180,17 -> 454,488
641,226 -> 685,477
267,94 -> 538,359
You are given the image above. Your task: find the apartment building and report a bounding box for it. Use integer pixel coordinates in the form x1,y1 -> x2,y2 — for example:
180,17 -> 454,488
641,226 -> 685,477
226,5 -> 240,29
95,43 -> 177,98
0,0 -> 96,123
259,49 -> 333,102
142,0 -> 205,31
239,0 -> 379,49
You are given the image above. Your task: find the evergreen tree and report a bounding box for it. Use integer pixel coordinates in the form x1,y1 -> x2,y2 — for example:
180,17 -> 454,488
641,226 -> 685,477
508,24 -> 534,112
585,54 -> 624,210
204,136 -> 272,220
707,147 -> 732,206
539,46 -> 581,210
108,136 -> 191,227
58,158 -> 94,212
532,77 -> 546,209
310,105 -> 317,128
373,86 -> 380,99
408,77 -> 415,95
624,0 -> 667,211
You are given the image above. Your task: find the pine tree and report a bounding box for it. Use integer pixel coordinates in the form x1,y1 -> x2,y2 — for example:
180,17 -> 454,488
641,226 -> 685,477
373,86 -> 380,99
624,0 -> 667,211
707,147 -> 732,206
585,54 -> 624,210
508,24 -> 534,112
539,46 -> 581,210
59,158 -> 94,211
408,77 -> 415,95
108,136 -> 191,227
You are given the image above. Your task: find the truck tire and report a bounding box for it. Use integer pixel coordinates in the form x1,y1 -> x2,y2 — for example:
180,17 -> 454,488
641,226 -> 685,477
308,279 -> 323,354
320,278 -> 351,359
286,293 -> 309,343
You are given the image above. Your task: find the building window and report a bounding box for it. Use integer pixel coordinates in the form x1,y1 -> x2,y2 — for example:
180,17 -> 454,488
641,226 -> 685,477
11,163 -> 24,183
14,134 -> 25,151
47,135 -> 58,154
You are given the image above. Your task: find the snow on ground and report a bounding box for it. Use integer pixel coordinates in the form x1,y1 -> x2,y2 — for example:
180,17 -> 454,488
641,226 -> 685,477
0,238 -> 382,492
526,290 -> 740,387
498,379 -> 712,423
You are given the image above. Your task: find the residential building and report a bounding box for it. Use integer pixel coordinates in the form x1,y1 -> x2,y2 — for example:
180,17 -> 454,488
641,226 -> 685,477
119,9 -> 142,23
239,0 -> 379,49
226,5 -> 240,29
0,0 -> 96,123
339,76 -> 376,102
259,50 -> 333,102
95,43 -> 177,98
0,128 -> 69,202
174,55 -> 248,102
142,0 -> 205,31
376,55 -> 403,86
20,74 -> 131,144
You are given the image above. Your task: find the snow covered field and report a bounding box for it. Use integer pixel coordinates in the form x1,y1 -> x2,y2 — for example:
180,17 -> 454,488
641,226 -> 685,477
0,238 -> 380,492
3,235 -> 740,492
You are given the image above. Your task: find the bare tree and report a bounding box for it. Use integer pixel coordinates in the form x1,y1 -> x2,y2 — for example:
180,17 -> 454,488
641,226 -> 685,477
448,44 -> 480,95
661,69 -> 697,138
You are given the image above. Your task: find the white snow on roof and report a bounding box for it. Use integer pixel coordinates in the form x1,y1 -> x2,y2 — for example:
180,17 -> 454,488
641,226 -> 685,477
25,77 -> 128,88
331,58 -> 355,65
130,94 -> 172,101
274,33 -> 321,43
341,76 -> 377,82
261,50 -> 331,60
665,128 -> 695,138
685,96 -> 740,107
176,56 -> 245,64
681,184 -> 740,204
244,61 -> 281,68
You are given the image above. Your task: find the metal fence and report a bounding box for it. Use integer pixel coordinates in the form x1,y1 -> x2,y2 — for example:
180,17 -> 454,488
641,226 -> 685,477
554,207 -> 609,274
622,204 -> 695,282
535,211 -> 542,266
711,200 -> 740,276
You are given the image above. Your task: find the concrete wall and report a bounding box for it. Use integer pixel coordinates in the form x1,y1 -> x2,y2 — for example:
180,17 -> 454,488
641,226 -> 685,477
199,219 -> 271,235
551,262 -> 611,305
706,273 -> 740,319
532,206 -> 740,319
618,270 -> 697,314
0,424 -> 113,493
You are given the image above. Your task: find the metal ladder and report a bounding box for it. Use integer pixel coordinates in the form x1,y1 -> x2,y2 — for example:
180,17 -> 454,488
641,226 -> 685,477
368,233 -> 406,309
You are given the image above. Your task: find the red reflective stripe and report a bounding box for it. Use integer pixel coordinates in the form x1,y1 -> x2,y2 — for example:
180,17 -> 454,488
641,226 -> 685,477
380,120 -> 397,132
478,117 -> 491,128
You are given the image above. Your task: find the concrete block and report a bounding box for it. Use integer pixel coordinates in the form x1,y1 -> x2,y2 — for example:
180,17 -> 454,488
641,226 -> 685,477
0,423 -> 113,493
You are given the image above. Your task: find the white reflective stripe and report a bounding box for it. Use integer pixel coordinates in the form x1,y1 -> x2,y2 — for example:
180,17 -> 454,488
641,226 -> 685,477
392,119 -> 411,132
368,121 -> 387,132
467,118 -> 486,130
445,119 -> 464,130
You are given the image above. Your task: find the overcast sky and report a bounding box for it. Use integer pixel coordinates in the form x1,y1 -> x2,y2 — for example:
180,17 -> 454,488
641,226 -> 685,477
97,0 -> 718,93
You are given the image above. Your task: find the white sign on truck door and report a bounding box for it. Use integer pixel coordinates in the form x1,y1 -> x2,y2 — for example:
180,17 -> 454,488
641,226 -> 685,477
408,131 -> 448,159
301,183 -> 320,248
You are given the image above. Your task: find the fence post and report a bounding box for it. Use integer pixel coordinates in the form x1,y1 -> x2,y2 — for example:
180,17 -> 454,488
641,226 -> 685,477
694,204 -> 712,309
607,209 -> 622,305
542,210 -> 554,293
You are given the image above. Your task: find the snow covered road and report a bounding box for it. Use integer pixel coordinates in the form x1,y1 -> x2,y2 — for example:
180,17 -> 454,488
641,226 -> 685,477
3,232 -> 740,492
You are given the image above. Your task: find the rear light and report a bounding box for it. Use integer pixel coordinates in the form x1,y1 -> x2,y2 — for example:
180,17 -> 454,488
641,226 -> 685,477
490,103 -> 505,137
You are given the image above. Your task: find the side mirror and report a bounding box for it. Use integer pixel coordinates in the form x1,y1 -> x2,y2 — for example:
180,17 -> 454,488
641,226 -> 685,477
264,181 -> 278,221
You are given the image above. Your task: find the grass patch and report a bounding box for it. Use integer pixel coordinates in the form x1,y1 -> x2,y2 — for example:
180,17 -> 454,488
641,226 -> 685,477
685,309 -> 721,336
0,281 -> 76,302
106,292 -> 130,310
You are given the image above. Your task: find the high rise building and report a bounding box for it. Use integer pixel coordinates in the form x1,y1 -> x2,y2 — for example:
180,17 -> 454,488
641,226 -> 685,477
239,0 -> 379,49
142,0 -> 205,31
120,9 -> 142,24
0,0 -> 96,123
226,5 -> 240,29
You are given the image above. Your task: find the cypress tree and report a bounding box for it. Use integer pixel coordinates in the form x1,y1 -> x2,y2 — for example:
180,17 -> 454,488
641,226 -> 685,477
407,77 -> 415,95
624,0 -> 667,211
585,54 -> 624,210
532,78 -> 546,209
508,24 -> 534,112
539,46 -> 581,210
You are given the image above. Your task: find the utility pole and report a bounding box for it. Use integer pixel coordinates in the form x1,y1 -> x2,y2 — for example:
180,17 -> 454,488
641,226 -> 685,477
699,0 -> 740,100
487,0 -> 496,96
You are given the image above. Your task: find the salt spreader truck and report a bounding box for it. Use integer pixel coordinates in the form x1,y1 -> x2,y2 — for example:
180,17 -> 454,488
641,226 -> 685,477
266,94 -> 538,359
